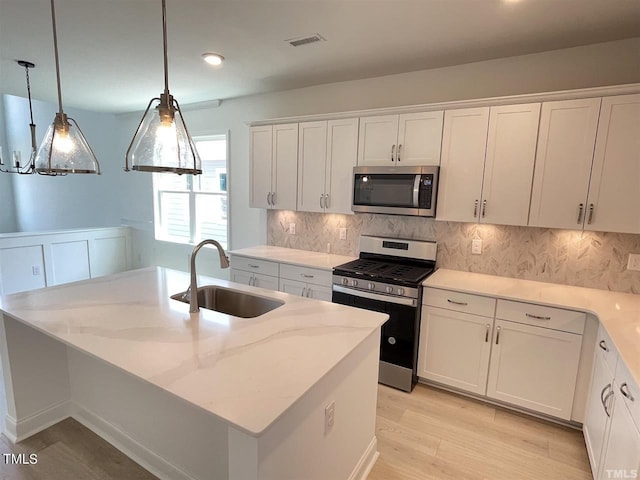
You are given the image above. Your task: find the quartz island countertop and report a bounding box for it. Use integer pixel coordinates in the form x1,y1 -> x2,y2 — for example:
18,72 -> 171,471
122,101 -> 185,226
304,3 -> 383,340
0,266 -> 387,437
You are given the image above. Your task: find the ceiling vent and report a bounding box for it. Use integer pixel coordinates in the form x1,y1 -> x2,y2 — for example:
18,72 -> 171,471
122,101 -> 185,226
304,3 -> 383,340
286,34 -> 326,47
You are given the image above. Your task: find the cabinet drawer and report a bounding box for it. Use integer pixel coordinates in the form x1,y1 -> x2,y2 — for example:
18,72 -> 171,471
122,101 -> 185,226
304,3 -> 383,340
279,263 -> 332,287
615,359 -> 640,430
423,287 -> 496,317
230,255 -> 279,277
595,324 -> 619,376
495,300 -> 585,334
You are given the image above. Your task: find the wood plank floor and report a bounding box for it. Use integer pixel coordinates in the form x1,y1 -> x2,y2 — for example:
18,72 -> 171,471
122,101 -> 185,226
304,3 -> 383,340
0,384 -> 593,480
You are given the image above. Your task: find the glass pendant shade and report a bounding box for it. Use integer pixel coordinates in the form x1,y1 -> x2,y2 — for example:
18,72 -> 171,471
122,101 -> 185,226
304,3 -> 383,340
35,113 -> 101,174
125,94 -> 202,174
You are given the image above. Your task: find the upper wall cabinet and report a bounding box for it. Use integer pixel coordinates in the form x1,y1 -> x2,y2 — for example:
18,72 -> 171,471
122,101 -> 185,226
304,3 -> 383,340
529,94 -> 640,234
297,118 -> 358,215
357,112 -> 443,166
528,98 -> 601,229
584,94 -> 640,234
250,124 -> 298,210
436,103 -> 541,225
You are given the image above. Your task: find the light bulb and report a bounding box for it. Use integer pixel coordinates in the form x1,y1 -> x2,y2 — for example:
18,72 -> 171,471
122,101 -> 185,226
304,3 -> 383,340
202,53 -> 224,66
54,126 -> 74,153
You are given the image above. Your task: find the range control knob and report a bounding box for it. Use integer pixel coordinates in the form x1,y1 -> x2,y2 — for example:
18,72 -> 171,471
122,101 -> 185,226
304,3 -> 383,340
368,282 -> 375,290
397,288 -> 405,296
385,286 -> 394,294
350,279 -> 358,287
341,277 -> 348,285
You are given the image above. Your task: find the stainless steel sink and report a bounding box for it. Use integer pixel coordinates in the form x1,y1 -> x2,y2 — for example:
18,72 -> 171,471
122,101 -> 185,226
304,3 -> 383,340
171,285 -> 284,318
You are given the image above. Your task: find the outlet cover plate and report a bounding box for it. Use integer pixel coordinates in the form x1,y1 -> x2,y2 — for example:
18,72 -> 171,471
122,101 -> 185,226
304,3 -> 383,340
471,239 -> 483,255
628,253 -> 640,271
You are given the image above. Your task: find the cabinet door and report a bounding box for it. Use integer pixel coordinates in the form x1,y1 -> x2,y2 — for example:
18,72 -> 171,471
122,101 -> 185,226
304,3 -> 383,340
584,352 -> 615,477
480,103 -> 541,226
325,118 -> 358,214
599,390 -> 640,480
272,123 -> 298,210
585,94 -> 640,234
528,98 -> 601,229
249,126 -> 273,208
253,272 -> 279,291
486,319 -> 583,420
279,277 -> 306,297
417,306 -> 493,395
436,107 -> 490,222
357,115 -> 399,166
230,268 -> 253,286
297,121 -> 327,213
306,284 -> 333,302
396,111 -> 443,166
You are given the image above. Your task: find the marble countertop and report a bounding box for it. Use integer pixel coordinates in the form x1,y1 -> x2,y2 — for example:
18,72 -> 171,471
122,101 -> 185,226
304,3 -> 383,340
229,245 -> 356,270
0,267 -> 386,437
424,269 -> 640,387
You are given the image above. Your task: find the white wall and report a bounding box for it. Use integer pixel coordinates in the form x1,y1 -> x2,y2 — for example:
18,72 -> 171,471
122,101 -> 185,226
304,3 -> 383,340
0,97 -> 18,233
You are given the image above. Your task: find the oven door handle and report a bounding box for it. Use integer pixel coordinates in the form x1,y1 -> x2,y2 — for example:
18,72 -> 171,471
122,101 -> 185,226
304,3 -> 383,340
332,285 -> 417,307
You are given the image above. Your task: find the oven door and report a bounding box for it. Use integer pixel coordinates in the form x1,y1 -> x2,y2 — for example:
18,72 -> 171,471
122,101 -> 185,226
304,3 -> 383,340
352,166 -> 421,215
332,287 -> 419,391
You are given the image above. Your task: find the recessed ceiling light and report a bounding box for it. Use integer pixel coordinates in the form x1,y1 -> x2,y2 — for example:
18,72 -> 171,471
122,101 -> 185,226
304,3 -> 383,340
202,53 -> 224,66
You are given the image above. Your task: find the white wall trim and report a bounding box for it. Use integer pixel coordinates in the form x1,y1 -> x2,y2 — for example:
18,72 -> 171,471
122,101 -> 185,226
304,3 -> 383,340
249,82 -> 640,126
71,403 -> 198,480
348,436 -> 379,480
4,399 -> 70,443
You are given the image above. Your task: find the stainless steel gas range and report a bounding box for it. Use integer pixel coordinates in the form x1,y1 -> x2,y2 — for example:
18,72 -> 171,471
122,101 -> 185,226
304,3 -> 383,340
331,235 -> 437,392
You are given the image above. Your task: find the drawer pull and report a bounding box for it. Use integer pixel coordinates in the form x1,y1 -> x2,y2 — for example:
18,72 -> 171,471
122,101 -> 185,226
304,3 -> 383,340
301,287 -> 307,297
525,313 -> 551,321
621,383 -> 635,402
601,383 -> 611,411
604,390 -> 614,417
301,274 -> 315,279
248,264 -> 260,269
447,299 -> 468,306
485,324 -> 490,343
598,340 -> 609,352
495,326 -> 501,345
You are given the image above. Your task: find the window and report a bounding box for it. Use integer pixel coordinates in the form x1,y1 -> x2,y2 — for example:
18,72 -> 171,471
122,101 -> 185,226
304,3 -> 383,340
153,134 -> 228,248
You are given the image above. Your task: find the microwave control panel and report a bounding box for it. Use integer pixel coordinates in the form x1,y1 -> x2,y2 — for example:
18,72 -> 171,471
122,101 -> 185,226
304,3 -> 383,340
418,174 -> 434,209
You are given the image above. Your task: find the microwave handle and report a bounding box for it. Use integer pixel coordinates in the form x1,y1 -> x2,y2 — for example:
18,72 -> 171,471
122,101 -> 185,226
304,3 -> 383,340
413,175 -> 421,208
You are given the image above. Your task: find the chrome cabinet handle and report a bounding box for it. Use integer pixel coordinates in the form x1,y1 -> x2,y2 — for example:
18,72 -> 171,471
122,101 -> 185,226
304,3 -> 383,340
599,340 -> 609,352
485,324 -> 490,343
301,274 -> 314,279
306,288 -> 311,298
577,203 -> 584,224
601,383 -> 611,409
391,144 -> 396,162
621,382 -> 635,402
249,276 -> 255,286
447,299 -> 468,306
604,390 -> 615,417
495,326 -> 501,345
267,192 -> 271,206
397,144 -> 402,162
301,287 -> 307,297
588,203 -> 594,224
325,194 -> 330,209
271,192 -> 276,206
248,264 -> 260,269
525,313 -> 551,321
320,194 -> 324,209
482,200 -> 487,218
473,199 -> 478,218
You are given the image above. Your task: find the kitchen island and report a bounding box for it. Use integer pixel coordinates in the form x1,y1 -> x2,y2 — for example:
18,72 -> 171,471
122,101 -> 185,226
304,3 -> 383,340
0,267 -> 386,480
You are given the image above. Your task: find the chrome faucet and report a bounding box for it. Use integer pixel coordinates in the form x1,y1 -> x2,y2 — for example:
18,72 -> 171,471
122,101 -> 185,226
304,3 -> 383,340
186,239 -> 230,313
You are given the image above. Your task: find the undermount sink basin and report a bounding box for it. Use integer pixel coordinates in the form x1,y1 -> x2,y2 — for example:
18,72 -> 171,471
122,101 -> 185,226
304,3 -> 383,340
171,285 -> 284,318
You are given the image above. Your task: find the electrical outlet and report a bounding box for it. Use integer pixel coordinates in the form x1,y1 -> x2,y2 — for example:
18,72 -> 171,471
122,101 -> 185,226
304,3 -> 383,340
31,266 -> 40,276
288,223 -> 296,235
471,238 -> 483,255
339,227 -> 347,240
627,253 -> 640,271
324,401 -> 335,435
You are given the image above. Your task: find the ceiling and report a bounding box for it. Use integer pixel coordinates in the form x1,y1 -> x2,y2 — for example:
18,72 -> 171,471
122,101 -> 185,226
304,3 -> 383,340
1,0 -> 639,114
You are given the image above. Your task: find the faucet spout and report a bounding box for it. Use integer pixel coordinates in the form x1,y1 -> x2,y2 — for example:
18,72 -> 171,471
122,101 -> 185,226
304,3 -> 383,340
188,239 -> 230,313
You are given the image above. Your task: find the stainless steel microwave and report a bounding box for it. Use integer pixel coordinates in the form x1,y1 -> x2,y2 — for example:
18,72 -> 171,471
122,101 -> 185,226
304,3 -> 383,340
352,166 -> 439,217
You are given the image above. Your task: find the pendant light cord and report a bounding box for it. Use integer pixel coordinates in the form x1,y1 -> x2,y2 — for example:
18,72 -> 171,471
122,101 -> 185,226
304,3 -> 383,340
50,0 -> 64,116
24,64 -> 35,126
162,0 -> 170,97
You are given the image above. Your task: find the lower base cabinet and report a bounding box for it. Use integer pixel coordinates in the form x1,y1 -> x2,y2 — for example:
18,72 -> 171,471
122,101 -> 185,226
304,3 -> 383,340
279,277 -> 332,301
230,268 -> 279,291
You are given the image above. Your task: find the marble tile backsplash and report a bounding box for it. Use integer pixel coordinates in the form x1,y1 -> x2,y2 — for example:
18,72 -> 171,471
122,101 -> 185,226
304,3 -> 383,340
267,211 -> 640,294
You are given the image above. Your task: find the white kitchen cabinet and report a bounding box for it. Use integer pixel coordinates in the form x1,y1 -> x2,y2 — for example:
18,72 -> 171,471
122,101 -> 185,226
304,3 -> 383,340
436,107 -> 490,222
230,269 -> 279,291
437,104 -> 540,225
279,277 -> 332,302
418,306 -> 494,395
357,112 -> 443,166
279,264 -> 333,302
230,255 -> 279,291
528,98 -> 601,229
584,94 -> 640,234
297,118 -> 358,214
249,123 -> 298,210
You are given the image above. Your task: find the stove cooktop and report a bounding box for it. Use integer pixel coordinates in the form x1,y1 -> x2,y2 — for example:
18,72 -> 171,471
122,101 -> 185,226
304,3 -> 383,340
333,258 -> 434,285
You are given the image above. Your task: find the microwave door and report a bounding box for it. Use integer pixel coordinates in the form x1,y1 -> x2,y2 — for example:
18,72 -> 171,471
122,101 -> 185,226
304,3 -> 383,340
352,173 -> 421,215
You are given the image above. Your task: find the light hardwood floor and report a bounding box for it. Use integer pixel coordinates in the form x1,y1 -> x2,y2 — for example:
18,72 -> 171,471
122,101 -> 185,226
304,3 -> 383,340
0,384 -> 593,480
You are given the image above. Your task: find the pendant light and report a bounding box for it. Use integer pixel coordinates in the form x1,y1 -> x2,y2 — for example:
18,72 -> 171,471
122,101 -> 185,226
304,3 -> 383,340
1,61 -> 38,175
125,0 -> 201,175
34,0 -> 100,175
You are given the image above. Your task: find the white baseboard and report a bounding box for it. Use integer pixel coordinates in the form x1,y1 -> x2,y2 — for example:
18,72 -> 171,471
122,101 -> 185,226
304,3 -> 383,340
349,436 -> 379,480
70,403 -> 197,480
4,400 -> 70,443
